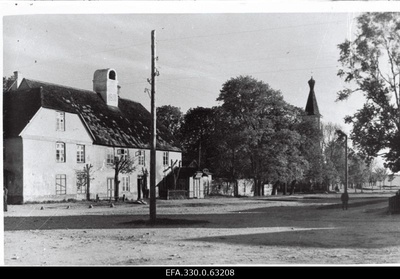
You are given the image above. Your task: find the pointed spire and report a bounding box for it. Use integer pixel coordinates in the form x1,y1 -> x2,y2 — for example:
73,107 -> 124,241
305,76 -> 320,116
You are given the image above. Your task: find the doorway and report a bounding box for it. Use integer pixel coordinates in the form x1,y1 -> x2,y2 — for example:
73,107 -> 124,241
107,178 -> 114,199
137,176 -> 143,200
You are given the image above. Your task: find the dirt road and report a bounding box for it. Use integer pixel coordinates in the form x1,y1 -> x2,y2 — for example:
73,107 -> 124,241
3,193 -> 400,266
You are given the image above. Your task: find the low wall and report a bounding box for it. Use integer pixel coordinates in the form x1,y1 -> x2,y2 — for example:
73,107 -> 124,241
389,194 -> 400,214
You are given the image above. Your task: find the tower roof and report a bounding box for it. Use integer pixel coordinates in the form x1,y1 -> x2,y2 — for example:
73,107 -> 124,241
305,77 -> 321,116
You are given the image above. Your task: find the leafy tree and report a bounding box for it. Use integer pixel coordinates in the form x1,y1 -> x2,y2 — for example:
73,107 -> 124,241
3,75 -> 16,92
348,150 -> 369,191
367,161 -> 379,187
374,166 -> 388,189
217,75 -> 307,196
111,149 -> 136,201
209,107 -> 250,196
337,12 -> 400,172
321,122 -> 346,190
76,164 -> 94,201
293,109 -> 324,191
156,105 -> 183,145
179,106 -> 218,169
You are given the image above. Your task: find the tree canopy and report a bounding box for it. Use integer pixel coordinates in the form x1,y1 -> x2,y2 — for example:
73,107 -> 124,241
156,105 -> 183,145
337,12 -> 400,172
216,76 -> 310,195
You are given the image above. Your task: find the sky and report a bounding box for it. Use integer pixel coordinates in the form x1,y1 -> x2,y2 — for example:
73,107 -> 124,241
2,1 -> 399,137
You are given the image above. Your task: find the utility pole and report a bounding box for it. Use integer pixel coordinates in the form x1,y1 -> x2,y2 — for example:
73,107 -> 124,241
150,30 -> 157,223
336,129 -> 348,193
344,133 -> 348,193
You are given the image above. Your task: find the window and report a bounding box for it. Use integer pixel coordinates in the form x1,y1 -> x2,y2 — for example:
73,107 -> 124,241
163,151 -> 169,166
106,148 -> 114,165
122,176 -> 130,192
76,145 -> 85,163
109,70 -> 116,80
76,171 -> 86,194
56,142 -> 66,163
56,174 -> 67,195
117,148 -> 128,160
137,150 -> 145,165
56,111 -> 65,131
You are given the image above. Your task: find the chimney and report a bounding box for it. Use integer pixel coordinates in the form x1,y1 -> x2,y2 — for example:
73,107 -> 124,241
93,68 -> 119,107
10,71 -> 23,91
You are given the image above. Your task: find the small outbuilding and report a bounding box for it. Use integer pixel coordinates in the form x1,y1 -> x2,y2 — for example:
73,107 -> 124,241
159,164 -> 212,200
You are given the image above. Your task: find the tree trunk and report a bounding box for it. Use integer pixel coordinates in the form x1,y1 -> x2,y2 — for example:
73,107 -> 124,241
254,178 -> 262,196
230,148 -> 238,197
233,180 -> 239,197
86,177 -> 91,201
114,173 -> 120,202
272,182 -> 278,195
290,181 -> 295,195
137,179 -> 142,200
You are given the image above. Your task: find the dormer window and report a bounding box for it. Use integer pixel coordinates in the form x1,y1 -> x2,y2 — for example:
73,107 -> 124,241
56,111 -> 65,131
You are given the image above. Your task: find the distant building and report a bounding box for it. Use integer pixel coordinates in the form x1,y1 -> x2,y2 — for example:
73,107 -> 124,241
3,69 -> 181,204
385,174 -> 400,187
304,76 -> 322,130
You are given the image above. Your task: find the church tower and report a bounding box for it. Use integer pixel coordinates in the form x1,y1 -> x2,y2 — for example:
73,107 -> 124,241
305,77 -> 321,130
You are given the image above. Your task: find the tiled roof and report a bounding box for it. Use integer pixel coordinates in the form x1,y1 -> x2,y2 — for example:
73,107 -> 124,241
4,79 -> 181,152
3,87 -> 42,138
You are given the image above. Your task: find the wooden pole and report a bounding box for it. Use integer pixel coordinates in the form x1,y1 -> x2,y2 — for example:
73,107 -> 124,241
345,133 -> 348,193
150,30 -> 157,223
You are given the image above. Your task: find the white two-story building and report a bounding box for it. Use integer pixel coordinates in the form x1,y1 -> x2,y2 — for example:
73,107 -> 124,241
3,68 -> 181,204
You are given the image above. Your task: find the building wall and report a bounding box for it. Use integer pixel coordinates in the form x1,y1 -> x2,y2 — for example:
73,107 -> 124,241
7,107 -> 182,203
237,179 -> 254,196
155,150 -> 182,197
85,145 -> 181,200
3,138 -> 24,203
20,108 -> 93,202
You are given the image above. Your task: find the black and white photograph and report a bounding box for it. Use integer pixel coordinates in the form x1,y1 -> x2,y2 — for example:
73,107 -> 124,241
1,1 -> 400,269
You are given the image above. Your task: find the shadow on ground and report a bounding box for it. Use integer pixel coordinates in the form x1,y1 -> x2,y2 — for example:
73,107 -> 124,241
4,199 -> 393,232
183,226 -> 400,249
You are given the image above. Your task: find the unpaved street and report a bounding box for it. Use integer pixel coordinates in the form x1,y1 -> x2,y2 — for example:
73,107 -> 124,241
3,193 -> 400,266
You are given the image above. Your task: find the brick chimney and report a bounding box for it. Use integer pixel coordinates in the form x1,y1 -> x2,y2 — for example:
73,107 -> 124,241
93,68 -> 119,107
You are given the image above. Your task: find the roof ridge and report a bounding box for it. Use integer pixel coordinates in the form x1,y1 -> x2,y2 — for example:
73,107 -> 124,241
24,78 -> 95,94
23,78 -> 143,106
